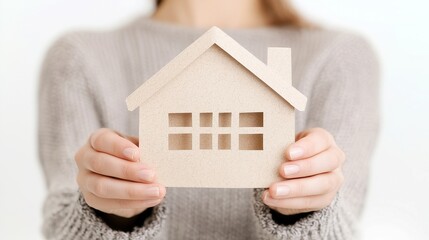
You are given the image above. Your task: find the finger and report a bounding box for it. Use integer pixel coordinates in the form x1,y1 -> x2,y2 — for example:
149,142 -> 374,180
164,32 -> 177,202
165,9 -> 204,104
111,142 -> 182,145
75,143 -> 93,169
90,128 -> 139,162
82,191 -> 163,211
82,172 -> 166,200
262,190 -> 335,210
285,128 -> 334,160
268,172 -> 340,199
125,135 -> 139,146
280,147 -> 344,179
115,131 -> 139,146
83,150 -> 155,183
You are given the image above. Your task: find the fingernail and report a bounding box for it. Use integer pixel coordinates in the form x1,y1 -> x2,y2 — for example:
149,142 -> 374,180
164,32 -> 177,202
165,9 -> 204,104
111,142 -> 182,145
138,169 -> 155,182
262,191 -> 269,202
284,165 -> 300,175
289,147 -> 304,160
123,148 -> 137,160
275,185 -> 290,197
146,187 -> 160,197
263,192 -> 275,204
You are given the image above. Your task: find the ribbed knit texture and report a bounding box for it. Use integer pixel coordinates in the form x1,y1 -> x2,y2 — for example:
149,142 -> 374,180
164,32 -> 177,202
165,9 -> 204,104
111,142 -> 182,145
38,16 -> 379,240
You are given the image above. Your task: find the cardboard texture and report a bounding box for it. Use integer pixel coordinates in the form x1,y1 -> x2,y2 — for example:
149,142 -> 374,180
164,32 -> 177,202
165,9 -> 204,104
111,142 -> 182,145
126,27 -> 307,188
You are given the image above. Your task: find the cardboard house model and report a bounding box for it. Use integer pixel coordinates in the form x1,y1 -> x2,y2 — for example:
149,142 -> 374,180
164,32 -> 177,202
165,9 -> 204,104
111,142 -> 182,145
126,27 -> 307,188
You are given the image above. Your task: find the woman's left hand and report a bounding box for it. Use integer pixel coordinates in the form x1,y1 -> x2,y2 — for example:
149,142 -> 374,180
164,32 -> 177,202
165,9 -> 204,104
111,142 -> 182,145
262,128 -> 345,215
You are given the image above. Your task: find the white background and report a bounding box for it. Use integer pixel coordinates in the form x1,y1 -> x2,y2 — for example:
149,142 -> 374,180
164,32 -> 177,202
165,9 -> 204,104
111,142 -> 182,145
0,0 -> 428,239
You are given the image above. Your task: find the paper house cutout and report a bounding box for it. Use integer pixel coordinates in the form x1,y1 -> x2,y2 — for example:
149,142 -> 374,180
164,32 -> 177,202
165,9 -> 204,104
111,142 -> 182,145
126,27 -> 307,188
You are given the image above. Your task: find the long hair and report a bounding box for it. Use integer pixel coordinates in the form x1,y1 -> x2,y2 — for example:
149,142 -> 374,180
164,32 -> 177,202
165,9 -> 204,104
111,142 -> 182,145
155,0 -> 313,28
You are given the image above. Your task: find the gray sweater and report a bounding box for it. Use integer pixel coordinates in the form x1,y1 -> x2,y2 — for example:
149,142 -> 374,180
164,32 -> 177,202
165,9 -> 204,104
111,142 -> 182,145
38,17 -> 379,240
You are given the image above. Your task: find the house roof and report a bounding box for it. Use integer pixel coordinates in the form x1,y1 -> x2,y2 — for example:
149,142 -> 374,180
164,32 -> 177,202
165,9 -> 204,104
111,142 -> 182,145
126,27 -> 307,111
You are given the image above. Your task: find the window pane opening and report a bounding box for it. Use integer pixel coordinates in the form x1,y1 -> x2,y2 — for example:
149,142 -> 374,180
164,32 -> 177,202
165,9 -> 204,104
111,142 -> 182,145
239,112 -> 263,127
218,134 -> 231,150
219,112 -> 231,127
169,134 -> 192,150
239,134 -> 263,150
200,134 -> 212,149
200,113 -> 213,127
169,113 -> 192,127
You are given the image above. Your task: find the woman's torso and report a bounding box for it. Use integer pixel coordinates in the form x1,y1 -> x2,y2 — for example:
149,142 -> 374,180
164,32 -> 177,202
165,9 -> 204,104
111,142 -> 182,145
71,17 -> 346,239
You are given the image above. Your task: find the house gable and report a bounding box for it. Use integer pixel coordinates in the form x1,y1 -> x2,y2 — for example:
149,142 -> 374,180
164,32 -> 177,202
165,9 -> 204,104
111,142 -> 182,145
126,27 -> 307,112
137,44 -> 294,114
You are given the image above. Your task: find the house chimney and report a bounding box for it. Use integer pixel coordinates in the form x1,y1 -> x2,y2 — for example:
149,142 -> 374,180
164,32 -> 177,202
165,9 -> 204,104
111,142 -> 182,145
267,48 -> 292,85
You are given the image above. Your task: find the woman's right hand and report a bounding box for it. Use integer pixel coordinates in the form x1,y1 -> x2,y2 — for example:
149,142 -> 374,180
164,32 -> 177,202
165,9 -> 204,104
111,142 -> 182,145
75,128 -> 166,218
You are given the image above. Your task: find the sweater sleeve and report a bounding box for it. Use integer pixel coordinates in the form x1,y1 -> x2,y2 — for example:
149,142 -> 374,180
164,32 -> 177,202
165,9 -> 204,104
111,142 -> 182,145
38,34 -> 167,240
252,33 -> 380,240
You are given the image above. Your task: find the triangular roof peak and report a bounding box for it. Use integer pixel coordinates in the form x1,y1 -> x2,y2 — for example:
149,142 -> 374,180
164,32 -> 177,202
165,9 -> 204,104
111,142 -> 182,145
126,26 -> 307,111
204,26 -> 224,41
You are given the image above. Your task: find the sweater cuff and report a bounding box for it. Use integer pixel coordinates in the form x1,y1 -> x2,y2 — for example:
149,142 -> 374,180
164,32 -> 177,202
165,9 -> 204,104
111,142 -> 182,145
252,188 -> 341,240
79,193 -> 167,239
43,190 -> 167,239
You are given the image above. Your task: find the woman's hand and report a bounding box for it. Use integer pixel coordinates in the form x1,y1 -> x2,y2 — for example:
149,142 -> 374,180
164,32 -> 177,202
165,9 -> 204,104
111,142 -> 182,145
262,128 -> 345,216
75,128 -> 166,218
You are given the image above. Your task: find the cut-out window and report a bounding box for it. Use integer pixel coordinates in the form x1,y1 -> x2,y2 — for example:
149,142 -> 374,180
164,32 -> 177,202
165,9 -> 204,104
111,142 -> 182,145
169,113 -> 192,127
200,113 -> 213,127
168,112 -> 264,151
239,112 -> 263,127
219,112 -> 231,127
218,134 -> 231,150
169,134 -> 192,150
239,134 -> 263,150
200,134 -> 212,149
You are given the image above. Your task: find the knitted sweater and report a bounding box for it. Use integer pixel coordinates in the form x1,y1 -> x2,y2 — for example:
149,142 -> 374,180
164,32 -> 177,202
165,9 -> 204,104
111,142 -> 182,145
38,16 -> 379,240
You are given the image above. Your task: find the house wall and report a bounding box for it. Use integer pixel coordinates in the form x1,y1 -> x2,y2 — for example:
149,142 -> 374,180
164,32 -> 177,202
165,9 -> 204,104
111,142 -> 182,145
139,45 -> 294,188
